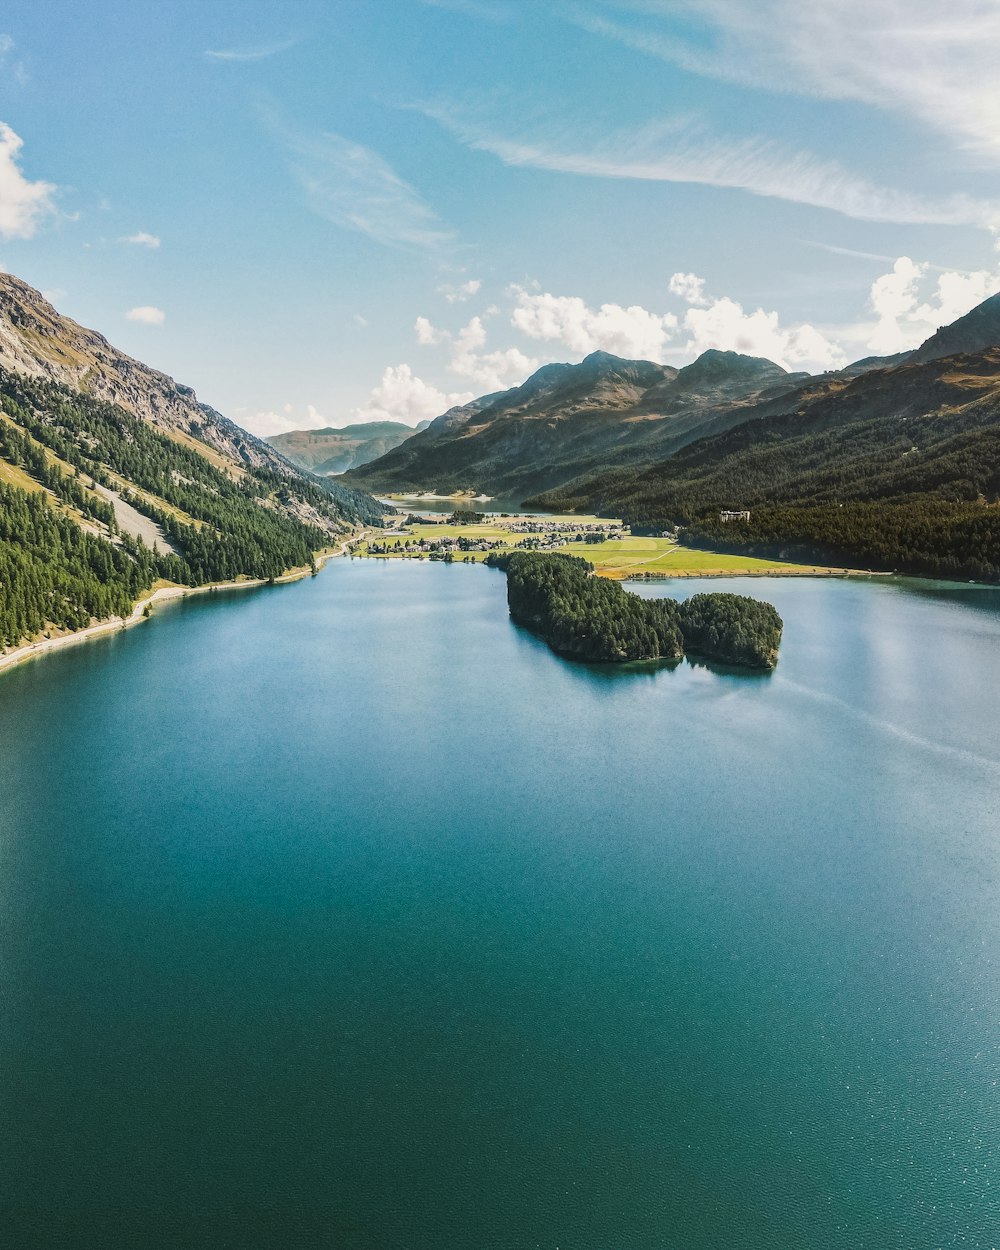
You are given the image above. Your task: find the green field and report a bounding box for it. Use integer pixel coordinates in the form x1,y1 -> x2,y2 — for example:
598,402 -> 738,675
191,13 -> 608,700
354,515 -> 844,578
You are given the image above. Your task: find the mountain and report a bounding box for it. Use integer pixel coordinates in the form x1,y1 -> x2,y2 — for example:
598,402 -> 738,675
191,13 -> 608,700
531,308 -> 1000,582
343,348 -> 808,498
0,274 -> 385,653
268,420 -> 429,475
910,291 -> 1000,363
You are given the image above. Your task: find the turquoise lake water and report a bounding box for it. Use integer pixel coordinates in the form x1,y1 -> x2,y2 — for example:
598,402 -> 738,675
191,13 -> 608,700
1,561 -> 998,1248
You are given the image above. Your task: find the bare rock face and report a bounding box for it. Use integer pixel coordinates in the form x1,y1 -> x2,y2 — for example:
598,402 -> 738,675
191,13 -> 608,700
0,274 -> 291,475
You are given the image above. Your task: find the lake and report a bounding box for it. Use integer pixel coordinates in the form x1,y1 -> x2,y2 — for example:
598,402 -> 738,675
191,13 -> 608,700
1,561 -> 998,1248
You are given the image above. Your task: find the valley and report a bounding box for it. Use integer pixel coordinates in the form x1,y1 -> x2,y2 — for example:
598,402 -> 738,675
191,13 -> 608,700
352,511 -> 840,578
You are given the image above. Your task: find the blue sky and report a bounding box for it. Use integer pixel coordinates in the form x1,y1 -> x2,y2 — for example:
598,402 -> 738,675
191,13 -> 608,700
2,0 -> 999,435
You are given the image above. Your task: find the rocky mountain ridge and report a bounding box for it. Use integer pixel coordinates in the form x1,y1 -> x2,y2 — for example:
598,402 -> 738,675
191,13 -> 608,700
344,347 -> 808,498
0,274 -> 291,476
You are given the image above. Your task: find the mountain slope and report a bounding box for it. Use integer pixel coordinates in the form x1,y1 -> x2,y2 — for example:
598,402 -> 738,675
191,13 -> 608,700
0,275 -> 385,653
911,291 -> 1000,363
533,339 -> 1000,581
268,420 -> 428,475
343,349 -> 808,498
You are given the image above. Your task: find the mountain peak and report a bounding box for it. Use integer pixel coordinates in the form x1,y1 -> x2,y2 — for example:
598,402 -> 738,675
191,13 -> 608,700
687,347 -> 785,372
911,290 -> 1000,363
676,348 -> 789,388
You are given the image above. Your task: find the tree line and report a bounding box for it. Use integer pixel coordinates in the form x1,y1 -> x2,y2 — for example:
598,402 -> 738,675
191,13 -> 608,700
486,552 -> 782,669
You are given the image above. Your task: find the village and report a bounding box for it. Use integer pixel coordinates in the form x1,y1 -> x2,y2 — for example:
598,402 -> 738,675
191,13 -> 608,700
355,511 -> 629,561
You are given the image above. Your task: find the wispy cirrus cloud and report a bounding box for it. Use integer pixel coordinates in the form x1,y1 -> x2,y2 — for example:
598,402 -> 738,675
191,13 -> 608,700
573,1 -> 1000,163
423,102 -> 1000,228
265,109 -> 453,252
0,35 -> 28,86
205,36 -> 299,62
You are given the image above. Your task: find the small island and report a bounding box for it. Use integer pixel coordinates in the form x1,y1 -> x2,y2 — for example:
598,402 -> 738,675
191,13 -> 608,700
486,552 -> 783,670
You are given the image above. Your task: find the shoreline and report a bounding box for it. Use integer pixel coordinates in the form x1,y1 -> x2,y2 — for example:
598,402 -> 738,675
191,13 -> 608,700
0,542 -> 350,681
622,567 -> 881,581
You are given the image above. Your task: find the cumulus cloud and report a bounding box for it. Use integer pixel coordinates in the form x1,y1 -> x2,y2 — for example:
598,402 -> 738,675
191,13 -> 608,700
437,278 -> 482,303
504,275 -> 843,370
126,305 -> 165,325
866,255 -> 999,353
510,286 -> 678,359
354,363 -> 473,426
241,410 -> 295,437
120,231 -> 160,248
0,122 -> 56,239
414,312 -> 539,390
668,272 -> 710,305
682,295 -> 844,368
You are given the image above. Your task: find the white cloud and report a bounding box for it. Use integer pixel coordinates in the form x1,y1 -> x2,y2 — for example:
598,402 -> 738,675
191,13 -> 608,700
415,314 -> 443,345
241,410 -> 295,438
354,364 -> 473,426
451,342 -> 538,390
437,278 -> 482,303
580,1 -> 1000,163
0,35 -> 27,86
126,305 -> 165,325
0,122 -> 56,239
266,109 -> 452,252
682,295 -> 844,369
668,271 -> 709,305
120,231 -> 160,248
415,312 -> 537,390
353,313 -> 368,326
505,276 -> 843,370
205,37 -> 299,62
424,104 -> 1000,228
41,287 -> 66,305
510,287 -> 678,359
866,255 -> 999,352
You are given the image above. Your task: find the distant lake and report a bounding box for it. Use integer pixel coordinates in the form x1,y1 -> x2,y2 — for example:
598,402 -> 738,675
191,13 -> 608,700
377,494 -> 546,515
1,563 -> 999,1248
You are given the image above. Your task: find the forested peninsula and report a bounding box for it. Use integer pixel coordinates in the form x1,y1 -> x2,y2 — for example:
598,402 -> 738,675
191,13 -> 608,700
486,552 -> 783,669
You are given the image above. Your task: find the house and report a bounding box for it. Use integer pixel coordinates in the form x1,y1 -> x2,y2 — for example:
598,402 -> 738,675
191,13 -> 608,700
720,510 -> 751,523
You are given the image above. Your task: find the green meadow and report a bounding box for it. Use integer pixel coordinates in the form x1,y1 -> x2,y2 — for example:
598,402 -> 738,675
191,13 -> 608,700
354,516 -> 841,579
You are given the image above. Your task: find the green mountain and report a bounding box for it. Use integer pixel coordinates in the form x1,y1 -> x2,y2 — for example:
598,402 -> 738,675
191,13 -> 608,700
0,274 -> 385,652
343,349 -> 809,498
267,420 -> 429,475
534,329 -> 1000,582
